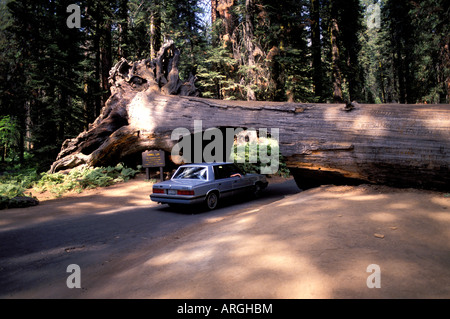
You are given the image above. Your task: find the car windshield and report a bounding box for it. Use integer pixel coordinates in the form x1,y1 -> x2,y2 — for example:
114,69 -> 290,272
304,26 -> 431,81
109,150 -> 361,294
173,166 -> 207,180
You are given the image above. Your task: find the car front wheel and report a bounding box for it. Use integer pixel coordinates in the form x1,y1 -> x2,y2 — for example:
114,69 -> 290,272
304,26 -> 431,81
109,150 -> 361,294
205,192 -> 219,210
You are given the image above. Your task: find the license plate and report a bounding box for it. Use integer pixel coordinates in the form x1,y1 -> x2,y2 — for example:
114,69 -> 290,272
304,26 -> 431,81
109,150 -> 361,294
168,189 -> 177,195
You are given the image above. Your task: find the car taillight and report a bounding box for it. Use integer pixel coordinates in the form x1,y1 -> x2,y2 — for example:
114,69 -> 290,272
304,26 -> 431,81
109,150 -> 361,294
153,188 -> 164,194
177,190 -> 195,196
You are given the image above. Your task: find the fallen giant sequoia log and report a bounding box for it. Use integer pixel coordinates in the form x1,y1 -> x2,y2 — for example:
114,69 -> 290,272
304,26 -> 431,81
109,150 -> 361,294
50,44 -> 450,191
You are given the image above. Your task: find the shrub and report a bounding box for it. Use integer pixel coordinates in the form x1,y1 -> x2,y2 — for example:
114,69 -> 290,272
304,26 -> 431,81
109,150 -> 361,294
0,163 -> 140,207
33,164 -> 140,196
231,137 -> 290,177
0,171 -> 39,209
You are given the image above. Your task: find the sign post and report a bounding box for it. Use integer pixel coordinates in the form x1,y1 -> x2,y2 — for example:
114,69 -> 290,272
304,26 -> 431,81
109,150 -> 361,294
142,150 -> 166,182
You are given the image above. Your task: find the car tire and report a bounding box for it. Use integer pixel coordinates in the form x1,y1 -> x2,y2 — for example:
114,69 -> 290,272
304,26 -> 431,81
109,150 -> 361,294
205,192 -> 219,210
253,183 -> 263,198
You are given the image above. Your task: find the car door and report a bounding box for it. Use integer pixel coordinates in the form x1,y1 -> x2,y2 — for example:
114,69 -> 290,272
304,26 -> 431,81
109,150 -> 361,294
228,164 -> 252,196
213,165 -> 234,198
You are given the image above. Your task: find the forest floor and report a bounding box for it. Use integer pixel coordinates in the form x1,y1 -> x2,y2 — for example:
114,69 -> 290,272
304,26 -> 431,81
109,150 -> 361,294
3,174 -> 450,298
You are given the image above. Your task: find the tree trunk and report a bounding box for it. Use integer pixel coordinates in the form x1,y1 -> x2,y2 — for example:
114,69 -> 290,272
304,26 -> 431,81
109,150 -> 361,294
211,0 -> 218,24
150,1 -> 161,60
118,0 -> 129,59
244,0 -> 257,101
311,0 -> 323,101
330,18 -> 343,103
50,44 -> 450,191
93,3 -> 102,118
216,0 -> 235,45
101,20 -> 112,106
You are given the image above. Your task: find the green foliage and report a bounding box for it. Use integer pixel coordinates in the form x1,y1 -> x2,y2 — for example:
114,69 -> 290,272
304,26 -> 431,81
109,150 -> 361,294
0,0 -> 448,180
0,183 -> 26,199
231,137 -> 290,177
0,168 -> 39,191
408,0 -> 449,103
0,116 -> 20,161
197,45 -> 242,100
197,0 -> 317,102
1,0 -> 87,169
0,163 -> 139,209
33,164 -> 140,197
361,0 -> 449,104
0,167 -> 40,209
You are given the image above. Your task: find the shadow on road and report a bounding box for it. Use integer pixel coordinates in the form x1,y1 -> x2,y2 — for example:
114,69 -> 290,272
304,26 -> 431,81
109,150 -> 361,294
6,177 -> 449,299
155,178 -> 301,215
0,178 -> 300,298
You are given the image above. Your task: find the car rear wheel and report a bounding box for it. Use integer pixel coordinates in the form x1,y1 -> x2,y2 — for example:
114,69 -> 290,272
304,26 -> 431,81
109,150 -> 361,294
253,183 -> 263,198
205,192 -> 219,210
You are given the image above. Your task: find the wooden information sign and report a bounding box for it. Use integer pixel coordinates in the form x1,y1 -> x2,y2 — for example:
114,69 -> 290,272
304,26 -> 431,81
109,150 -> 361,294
142,150 -> 165,181
142,150 -> 165,168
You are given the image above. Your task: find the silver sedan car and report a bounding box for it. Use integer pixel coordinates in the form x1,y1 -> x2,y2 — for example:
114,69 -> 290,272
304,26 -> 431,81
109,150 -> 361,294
150,162 -> 268,210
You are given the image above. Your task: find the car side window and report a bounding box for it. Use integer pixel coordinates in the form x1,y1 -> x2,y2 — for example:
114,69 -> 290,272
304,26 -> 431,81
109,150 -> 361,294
227,164 -> 244,176
213,165 -> 229,180
213,164 -> 244,180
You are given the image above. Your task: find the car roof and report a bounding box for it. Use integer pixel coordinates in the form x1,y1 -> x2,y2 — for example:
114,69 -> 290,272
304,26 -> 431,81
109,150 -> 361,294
180,162 -> 234,167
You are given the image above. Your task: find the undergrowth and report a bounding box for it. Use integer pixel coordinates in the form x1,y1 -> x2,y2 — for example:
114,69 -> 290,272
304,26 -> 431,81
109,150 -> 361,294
231,139 -> 291,177
0,164 -> 140,209
33,164 -> 140,196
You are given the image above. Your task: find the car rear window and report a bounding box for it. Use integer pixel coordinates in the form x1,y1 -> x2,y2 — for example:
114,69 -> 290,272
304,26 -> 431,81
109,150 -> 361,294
173,166 -> 207,180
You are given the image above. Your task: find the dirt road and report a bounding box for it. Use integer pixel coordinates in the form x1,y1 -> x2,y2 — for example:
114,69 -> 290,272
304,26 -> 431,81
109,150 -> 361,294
1,174 -> 450,298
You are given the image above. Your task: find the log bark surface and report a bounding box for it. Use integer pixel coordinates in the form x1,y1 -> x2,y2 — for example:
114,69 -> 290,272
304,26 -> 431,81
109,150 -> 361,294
50,46 -> 450,191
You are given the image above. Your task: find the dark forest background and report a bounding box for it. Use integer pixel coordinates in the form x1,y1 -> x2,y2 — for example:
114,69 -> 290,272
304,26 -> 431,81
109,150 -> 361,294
0,0 -> 449,170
